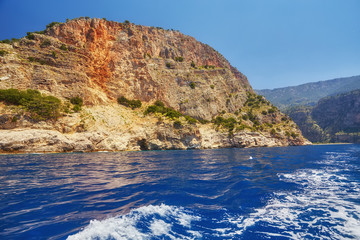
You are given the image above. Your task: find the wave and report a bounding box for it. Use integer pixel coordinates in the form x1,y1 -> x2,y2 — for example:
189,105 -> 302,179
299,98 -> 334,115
67,150 -> 360,239
66,204 -> 201,240
214,150 -> 360,239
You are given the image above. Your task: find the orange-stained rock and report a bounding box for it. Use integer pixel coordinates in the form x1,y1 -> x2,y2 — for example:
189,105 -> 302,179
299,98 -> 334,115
0,18 -> 311,153
0,18 -> 251,120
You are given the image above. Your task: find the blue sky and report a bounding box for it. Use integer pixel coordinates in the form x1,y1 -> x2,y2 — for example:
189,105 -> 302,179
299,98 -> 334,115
0,0 -> 359,89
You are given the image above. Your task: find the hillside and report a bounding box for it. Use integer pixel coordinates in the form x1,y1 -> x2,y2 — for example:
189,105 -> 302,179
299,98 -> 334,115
0,18 -> 309,153
256,76 -> 360,110
286,90 -> 360,143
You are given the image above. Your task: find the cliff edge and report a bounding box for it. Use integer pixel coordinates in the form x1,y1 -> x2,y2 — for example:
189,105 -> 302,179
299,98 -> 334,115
0,18 -> 310,153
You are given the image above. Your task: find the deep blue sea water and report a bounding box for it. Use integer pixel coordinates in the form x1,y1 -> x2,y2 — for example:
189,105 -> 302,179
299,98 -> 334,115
0,144 -> 360,239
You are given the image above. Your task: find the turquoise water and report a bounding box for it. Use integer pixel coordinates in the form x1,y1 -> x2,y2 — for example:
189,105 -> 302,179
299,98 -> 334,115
1,144 -> 359,239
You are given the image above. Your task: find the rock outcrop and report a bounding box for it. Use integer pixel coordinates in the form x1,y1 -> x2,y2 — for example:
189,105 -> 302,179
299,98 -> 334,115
285,90 -> 360,143
0,18 -> 310,153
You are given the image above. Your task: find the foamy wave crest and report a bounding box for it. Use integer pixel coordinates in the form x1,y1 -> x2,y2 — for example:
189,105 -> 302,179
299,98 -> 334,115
216,151 -> 360,239
66,204 -> 201,240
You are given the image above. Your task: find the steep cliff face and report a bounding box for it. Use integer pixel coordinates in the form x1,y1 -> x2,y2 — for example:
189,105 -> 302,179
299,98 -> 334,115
312,90 -> 360,135
286,90 -> 360,143
1,18 -> 250,120
285,106 -> 330,143
0,18 -> 310,153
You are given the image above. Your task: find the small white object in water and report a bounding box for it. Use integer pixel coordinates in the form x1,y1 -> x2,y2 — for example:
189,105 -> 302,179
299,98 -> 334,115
249,156 -> 253,160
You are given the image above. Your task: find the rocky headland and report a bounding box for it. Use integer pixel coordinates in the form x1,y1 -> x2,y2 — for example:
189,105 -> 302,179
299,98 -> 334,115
0,18 -> 310,153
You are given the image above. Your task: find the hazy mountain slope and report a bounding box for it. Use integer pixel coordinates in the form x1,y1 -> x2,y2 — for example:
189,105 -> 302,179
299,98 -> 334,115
285,89 -> 360,143
256,76 -> 360,109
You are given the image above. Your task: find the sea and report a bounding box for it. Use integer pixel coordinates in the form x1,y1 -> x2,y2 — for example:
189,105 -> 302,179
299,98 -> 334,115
0,144 -> 359,240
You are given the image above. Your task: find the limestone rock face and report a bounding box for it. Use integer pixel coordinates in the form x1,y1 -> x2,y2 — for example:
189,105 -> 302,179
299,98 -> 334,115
0,18 -> 310,153
1,18 -> 250,120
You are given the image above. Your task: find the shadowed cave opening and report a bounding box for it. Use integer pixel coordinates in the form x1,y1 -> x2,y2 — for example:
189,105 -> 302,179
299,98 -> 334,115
137,139 -> 149,151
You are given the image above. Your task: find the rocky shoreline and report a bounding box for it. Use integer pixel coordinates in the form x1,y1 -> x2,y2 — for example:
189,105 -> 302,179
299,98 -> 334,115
0,124 -> 310,154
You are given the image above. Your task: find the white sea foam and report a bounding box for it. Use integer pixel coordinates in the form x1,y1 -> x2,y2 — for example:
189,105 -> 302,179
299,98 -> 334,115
67,151 -> 360,239
66,204 -> 201,240
214,150 -> 360,239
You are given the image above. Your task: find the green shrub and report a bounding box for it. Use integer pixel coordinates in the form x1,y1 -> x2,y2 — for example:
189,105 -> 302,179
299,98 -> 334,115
24,95 -> 61,120
291,132 -> 299,138
145,102 -> 197,123
72,104 -> 81,112
124,20 -> 130,24
46,22 -> 60,29
236,124 -> 246,131
213,116 -> 225,125
253,119 -> 260,126
0,39 -> 10,44
189,82 -> 196,89
174,56 -> 184,62
247,111 -> 256,122
165,108 -> 182,119
26,32 -> 35,40
40,39 -> 51,48
190,61 -> 195,68
213,116 -> 237,132
117,96 -> 128,105
270,129 -> 276,135
52,51 -> 57,58
154,100 -> 165,108
28,57 -> 48,65
70,97 -> 83,106
60,44 -> 68,51
70,96 -> 83,112
130,100 -> 142,109
268,108 -> 275,114
117,96 -> 142,109
0,89 -> 61,120
0,50 -> 8,56
11,116 -> 18,122
261,110 -> 267,115
210,84 -> 215,89
173,120 -> 182,129
144,105 -> 160,115
184,115 -> 197,124
166,62 -> 172,68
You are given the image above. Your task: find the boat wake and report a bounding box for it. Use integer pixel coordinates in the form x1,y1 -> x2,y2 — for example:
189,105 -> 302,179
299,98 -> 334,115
66,204 -> 201,240
67,150 -> 360,240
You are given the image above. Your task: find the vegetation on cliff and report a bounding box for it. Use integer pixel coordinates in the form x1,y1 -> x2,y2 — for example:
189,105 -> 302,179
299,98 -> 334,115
0,17 -> 309,152
0,89 -> 61,120
145,100 -> 198,124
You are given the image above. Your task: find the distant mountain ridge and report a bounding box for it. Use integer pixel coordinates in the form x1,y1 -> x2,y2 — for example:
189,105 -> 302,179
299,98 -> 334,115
256,75 -> 360,110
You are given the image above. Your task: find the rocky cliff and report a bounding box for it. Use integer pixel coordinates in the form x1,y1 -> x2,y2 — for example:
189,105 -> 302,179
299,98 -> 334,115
286,90 -> 360,143
0,18 -> 309,153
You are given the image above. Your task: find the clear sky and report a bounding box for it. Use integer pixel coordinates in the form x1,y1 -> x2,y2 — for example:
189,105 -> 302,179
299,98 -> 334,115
0,0 -> 359,89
